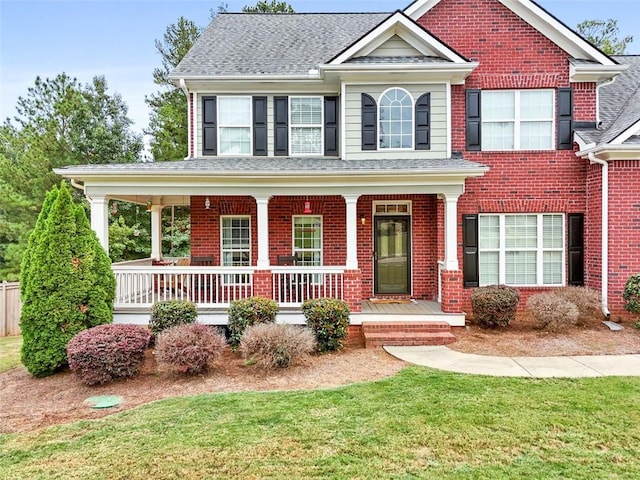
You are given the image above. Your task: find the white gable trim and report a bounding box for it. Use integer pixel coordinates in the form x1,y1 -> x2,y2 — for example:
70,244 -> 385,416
328,11 -> 468,65
611,120 -> 640,145
405,0 -> 617,66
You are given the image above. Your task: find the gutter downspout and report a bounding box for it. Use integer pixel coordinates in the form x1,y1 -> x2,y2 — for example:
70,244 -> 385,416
589,153 -> 611,317
179,79 -> 191,159
69,179 -> 85,192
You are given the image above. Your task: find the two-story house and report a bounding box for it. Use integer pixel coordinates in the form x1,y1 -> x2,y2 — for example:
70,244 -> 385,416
57,0 -> 640,342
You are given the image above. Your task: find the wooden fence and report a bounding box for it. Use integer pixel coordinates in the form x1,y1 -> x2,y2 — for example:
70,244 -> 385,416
0,281 -> 21,336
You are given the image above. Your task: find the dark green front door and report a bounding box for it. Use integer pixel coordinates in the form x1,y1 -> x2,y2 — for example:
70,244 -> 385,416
374,216 -> 410,295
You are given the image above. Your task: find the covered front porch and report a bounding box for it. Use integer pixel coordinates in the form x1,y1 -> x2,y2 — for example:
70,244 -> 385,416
56,157 -> 488,326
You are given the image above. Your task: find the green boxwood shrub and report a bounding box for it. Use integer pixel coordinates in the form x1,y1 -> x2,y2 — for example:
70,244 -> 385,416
239,323 -> 316,369
150,300 -> 198,336
227,297 -> 278,349
155,323 -> 227,375
623,274 -> 640,316
67,324 -> 151,385
470,285 -> 520,328
302,298 -> 350,352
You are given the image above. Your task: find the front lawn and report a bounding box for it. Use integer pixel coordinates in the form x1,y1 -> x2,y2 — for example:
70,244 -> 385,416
0,336 -> 21,373
1,366 -> 639,479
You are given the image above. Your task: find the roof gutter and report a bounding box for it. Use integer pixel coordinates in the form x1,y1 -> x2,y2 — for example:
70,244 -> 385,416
588,152 -> 611,318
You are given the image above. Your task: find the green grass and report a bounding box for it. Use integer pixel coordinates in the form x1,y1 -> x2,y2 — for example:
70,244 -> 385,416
2,367 -> 640,479
0,336 -> 22,373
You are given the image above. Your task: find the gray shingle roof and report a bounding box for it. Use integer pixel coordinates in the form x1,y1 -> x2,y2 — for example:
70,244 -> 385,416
576,55 -> 640,146
170,13 -> 391,77
57,157 -> 487,175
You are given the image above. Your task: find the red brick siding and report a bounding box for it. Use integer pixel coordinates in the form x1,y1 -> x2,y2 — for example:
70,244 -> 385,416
418,0 -> 597,313
190,195 -> 441,302
608,161 -> 640,315
585,163 -> 603,293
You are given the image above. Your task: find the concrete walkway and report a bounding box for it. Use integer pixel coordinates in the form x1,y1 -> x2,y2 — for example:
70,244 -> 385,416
384,345 -> 640,378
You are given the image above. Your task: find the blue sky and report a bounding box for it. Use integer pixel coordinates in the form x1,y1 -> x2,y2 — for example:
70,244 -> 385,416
1,0 -> 639,134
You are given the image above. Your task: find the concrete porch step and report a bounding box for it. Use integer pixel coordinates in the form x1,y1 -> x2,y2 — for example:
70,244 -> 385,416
362,321 -> 456,349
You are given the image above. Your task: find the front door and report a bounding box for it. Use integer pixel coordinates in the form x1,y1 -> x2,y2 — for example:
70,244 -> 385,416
374,216 -> 410,295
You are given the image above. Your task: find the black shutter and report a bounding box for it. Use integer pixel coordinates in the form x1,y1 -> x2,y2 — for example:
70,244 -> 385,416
466,89 -> 481,151
567,213 -> 584,286
274,96 -> 288,156
324,96 -> 339,156
253,96 -> 267,156
361,93 -> 377,151
202,96 -> 217,156
558,88 -> 574,150
463,214 -> 479,288
415,93 -> 431,150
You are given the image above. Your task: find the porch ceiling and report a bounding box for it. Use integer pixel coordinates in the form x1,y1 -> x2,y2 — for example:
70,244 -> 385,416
55,157 -> 488,201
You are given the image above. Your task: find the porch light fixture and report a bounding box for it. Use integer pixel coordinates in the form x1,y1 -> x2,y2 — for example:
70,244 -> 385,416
303,200 -> 312,214
361,215 -> 366,226
111,202 -> 118,216
204,197 -> 211,210
145,199 -> 153,212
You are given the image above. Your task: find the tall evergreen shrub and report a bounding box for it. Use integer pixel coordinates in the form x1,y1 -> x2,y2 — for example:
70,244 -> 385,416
20,182 -> 116,377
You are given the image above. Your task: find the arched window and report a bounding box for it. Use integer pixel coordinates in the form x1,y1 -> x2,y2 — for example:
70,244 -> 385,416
379,88 -> 413,149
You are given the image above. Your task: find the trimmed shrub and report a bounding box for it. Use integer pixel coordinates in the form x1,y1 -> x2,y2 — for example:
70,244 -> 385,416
150,300 -> 198,336
155,323 -> 227,375
527,292 -> 580,332
554,286 -> 602,323
20,182 -> 115,378
302,298 -> 350,352
470,285 -> 520,328
623,274 -> 640,316
228,297 -> 278,349
240,323 -> 316,370
67,324 -> 151,385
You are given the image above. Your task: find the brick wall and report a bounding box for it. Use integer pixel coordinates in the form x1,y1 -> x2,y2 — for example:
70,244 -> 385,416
190,194 -> 441,302
417,0 -> 597,313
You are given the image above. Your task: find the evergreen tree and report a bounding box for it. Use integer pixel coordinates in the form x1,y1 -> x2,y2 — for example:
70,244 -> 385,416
20,182 -> 115,377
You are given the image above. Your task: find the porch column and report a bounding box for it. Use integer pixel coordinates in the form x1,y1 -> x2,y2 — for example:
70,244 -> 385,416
254,195 -> 271,268
342,194 -> 360,269
150,205 -> 163,259
443,193 -> 460,271
89,196 -> 109,252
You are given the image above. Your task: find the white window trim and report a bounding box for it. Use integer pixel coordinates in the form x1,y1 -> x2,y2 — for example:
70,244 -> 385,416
481,89 -> 555,151
292,215 -> 323,266
372,200 -> 412,216
289,96 -> 324,156
378,87 -> 414,151
217,95 -> 253,156
478,213 -> 565,287
220,215 -> 252,285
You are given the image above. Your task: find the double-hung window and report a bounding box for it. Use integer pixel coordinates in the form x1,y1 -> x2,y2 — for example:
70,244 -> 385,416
290,97 -> 322,155
478,214 -> 564,286
481,90 -> 554,150
293,216 -> 322,266
221,216 -> 251,284
379,88 -> 413,149
218,96 -> 251,155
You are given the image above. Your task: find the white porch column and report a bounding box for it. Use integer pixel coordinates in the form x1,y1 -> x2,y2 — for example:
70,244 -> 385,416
343,194 -> 360,269
443,193 -> 460,271
89,196 -> 109,252
254,195 -> 271,268
150,205 -> 163,259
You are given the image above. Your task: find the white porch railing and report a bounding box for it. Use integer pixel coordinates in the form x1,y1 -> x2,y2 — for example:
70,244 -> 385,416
113,264 -> 254,308
272,267 -> 345,307
112,263 -> 346,309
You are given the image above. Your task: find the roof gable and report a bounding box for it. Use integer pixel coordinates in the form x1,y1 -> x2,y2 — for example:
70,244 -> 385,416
405,0 -> 617,66
368,34 -> 424,57
328,11 -> 469,65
